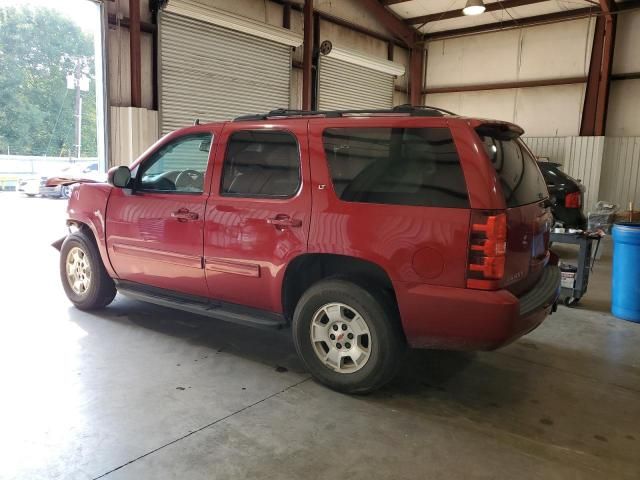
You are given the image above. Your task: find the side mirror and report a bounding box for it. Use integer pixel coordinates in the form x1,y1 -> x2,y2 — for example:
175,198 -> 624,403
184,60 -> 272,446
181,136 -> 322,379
108,165 -> 132,188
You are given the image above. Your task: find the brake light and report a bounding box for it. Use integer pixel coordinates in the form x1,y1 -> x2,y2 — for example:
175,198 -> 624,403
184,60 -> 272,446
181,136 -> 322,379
467,211 -> 507,290
565,191 -> 581,208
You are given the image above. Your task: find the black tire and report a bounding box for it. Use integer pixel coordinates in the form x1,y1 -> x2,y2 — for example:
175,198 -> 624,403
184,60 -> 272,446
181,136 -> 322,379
292,279 -> 405,394
60,230 -> 116,310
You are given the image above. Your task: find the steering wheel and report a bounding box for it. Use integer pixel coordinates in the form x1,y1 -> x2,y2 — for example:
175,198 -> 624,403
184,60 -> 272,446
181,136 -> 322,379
175,169 -> 203,190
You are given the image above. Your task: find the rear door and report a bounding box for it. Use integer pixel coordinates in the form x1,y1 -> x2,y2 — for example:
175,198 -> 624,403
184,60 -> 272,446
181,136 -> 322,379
477,128 -> 552,294
203,121 -> 311,313
308,117 -> 472,290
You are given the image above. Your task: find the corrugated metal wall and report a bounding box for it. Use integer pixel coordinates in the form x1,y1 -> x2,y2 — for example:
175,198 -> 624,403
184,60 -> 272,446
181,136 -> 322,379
318,56 -> 394,110
600,137 -> 640,208
523,137 -> 566,164
525,136 -> 605,212
524,134 -> 640,213
563,137 -> 605,212
158,12 -> 292,134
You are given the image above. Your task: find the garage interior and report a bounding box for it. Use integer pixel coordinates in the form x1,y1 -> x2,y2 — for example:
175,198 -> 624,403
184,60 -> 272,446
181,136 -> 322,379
1,0 -> 640,479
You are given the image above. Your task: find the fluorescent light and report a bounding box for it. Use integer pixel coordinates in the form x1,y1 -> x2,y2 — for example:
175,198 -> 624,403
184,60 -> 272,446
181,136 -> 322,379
463,0 -> 486,16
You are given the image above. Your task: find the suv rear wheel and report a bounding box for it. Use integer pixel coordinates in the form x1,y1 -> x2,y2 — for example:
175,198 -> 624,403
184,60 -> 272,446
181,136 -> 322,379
60,231 -> 116,310
292,279 -> 405,394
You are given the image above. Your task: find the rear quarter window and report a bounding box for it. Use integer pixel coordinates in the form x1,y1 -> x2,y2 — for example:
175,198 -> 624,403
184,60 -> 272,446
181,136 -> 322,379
322,127 -> 469,208
479,133 -> 548,207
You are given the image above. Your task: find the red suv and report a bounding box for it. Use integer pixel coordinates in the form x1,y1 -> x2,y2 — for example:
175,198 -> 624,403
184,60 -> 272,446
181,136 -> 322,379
55,106 -> 560,393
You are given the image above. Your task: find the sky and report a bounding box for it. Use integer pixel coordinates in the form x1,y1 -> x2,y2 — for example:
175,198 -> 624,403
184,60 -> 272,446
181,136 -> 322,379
0,0 -> 100,33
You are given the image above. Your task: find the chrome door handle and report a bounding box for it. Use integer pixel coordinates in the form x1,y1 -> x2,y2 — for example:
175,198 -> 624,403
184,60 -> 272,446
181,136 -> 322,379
171,208 -> 199,222
267,215 -> 302,229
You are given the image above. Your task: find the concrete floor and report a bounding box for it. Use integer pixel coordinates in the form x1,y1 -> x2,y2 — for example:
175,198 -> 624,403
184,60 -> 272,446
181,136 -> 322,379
0,192 -> 638,480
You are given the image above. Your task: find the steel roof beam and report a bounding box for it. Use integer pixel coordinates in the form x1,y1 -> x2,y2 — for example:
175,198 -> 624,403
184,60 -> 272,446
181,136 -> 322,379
355,0 -> 420,46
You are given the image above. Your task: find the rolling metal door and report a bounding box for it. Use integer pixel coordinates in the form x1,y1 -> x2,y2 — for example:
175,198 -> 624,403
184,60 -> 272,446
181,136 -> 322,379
159,12 -> 291,134
318,56 -> 394,111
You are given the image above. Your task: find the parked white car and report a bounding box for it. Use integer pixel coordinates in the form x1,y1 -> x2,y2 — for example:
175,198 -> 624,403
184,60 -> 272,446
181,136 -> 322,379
17,176 -> 45,197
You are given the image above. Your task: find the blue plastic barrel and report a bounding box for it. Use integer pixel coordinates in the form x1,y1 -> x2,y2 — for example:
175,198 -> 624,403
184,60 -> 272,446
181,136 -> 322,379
612,223 -> 640,322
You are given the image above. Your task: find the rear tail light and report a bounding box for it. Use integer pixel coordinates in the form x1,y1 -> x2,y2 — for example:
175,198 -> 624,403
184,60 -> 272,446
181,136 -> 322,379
565,191 -> 581,208
467,211 -> 507,290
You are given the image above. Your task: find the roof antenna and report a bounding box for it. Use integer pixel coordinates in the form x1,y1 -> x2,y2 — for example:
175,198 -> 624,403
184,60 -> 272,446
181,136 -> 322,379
193,118 -> 200,125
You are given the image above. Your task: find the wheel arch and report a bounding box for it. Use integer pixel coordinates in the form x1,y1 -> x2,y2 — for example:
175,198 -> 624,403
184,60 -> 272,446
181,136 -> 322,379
59,223 -> 117,311
66,220 -> 117,278
281,253 -> 398,323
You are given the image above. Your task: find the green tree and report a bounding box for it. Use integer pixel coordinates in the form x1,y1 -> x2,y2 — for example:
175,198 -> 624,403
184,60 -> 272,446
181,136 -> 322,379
0,6 -> 97,157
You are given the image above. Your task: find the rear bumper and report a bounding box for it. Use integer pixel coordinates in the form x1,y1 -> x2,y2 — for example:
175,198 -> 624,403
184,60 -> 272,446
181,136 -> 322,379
398,265 -> 560,350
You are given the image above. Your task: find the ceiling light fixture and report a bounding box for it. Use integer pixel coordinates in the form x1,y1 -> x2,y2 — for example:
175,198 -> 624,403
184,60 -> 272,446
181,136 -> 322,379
462,0 -> 486,16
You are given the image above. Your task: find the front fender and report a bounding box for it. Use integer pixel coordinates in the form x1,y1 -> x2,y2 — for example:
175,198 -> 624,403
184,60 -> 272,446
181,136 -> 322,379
66,182 -> 118,278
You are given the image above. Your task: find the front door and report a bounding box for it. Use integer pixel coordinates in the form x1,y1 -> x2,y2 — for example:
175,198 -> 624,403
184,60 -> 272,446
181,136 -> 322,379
203,121 -> 311,312
106,128 -> 219,297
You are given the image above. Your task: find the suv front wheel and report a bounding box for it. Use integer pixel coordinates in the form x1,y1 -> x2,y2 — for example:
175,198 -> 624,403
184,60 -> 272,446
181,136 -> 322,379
60,231 -> 116,310
292,279 -> 405,394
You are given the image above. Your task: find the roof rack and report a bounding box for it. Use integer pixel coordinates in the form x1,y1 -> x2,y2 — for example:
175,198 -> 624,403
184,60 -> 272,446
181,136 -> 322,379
233,104 -> 457,122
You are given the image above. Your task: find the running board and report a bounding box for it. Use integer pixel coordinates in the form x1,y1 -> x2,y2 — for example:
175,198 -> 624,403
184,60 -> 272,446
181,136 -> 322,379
115,281 -> 287,330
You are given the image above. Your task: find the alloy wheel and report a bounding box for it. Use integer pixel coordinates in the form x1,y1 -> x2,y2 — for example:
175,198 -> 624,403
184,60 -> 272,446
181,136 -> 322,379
66,247 -> 91,295
309,302 -> 372,373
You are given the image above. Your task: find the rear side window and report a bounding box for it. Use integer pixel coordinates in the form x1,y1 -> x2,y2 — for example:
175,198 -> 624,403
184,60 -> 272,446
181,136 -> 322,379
322,127 -> 469,208
221,130 -> 301,198
479,133 -> 547,207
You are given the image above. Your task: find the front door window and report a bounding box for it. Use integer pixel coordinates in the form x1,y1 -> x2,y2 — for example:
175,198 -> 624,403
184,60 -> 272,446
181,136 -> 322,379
137,134 -> 212,194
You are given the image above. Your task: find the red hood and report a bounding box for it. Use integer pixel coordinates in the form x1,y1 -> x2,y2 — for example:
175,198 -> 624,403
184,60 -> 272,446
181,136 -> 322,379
45,175 -> 101,187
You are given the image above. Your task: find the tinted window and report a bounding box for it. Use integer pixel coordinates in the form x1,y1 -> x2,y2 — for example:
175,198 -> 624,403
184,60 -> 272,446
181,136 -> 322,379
322,127 -> 469,208
480,135 -> 547,207
221,130 -> 300,198
138,134 -> 211,193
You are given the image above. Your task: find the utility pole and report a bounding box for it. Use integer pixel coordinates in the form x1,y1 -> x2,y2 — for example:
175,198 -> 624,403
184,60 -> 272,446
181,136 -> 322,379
67,59 -> 90,161
74,61 -> 82,161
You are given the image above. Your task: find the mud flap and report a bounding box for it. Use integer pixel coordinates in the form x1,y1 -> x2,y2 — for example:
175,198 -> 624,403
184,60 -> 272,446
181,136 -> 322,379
52,236 -> 67,251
